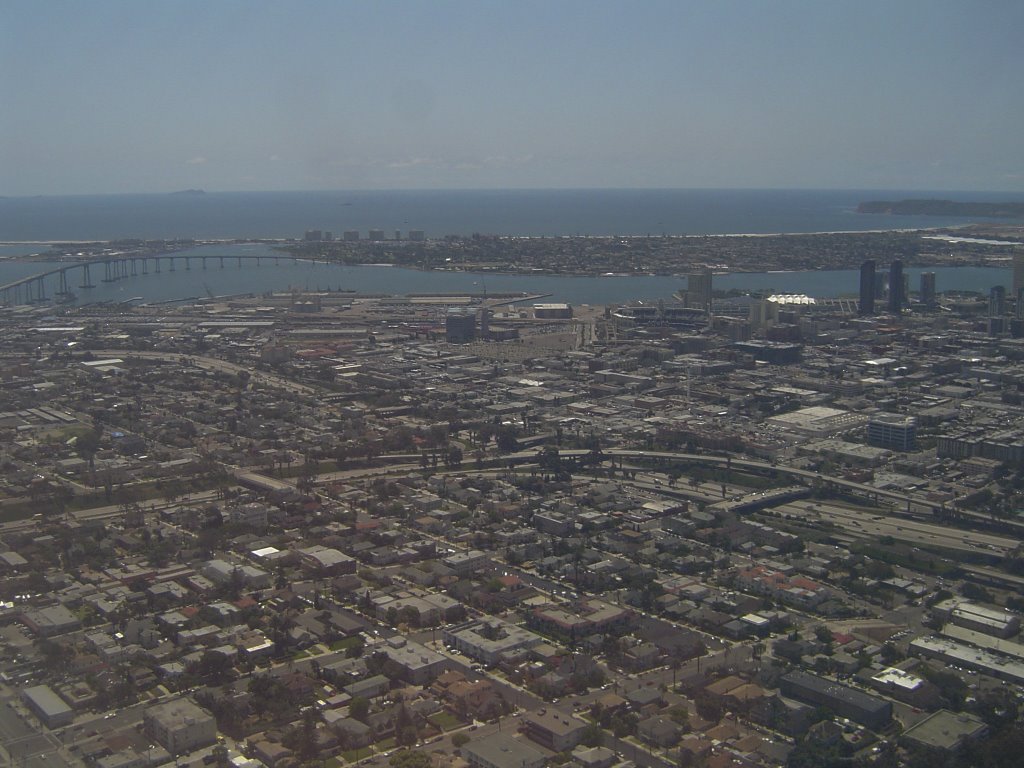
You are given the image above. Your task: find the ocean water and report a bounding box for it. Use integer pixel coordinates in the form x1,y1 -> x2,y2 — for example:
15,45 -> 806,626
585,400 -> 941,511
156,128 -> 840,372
3,188 -> 1024,241
2,189 -> 1020,304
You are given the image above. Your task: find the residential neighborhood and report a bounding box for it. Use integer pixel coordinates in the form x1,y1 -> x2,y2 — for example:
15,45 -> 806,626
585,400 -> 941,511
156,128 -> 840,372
2,245 -> 1024,768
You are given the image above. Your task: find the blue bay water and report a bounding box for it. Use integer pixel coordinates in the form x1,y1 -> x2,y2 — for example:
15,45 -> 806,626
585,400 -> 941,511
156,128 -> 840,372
0,243 -> 1011,305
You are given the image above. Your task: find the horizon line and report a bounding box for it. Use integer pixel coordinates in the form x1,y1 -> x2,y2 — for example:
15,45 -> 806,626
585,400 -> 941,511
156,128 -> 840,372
4,186 -> 1024,200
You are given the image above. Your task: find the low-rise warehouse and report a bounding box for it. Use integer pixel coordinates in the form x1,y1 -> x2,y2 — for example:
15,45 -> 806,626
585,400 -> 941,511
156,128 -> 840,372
780,670 -> 891,730
22,684 -> 73,727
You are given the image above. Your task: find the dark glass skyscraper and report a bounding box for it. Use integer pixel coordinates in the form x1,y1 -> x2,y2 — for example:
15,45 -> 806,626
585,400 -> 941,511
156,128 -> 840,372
859,260 -> 876,316
888,260 -> 904,314
688,270 -> 713,314
990,285 -> 1006,317
920,272 -> 936,308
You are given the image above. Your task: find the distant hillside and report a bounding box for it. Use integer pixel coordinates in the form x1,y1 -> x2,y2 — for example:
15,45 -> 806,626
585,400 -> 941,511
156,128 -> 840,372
169,188 -> 206,196
857,199 -> 1024,218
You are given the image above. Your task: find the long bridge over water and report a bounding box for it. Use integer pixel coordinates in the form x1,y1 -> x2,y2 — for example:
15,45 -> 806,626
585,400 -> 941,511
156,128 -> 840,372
0,252 -> 301,306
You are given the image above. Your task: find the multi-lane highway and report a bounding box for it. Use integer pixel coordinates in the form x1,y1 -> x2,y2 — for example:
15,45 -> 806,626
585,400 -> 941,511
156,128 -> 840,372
775,499 -> 1020,558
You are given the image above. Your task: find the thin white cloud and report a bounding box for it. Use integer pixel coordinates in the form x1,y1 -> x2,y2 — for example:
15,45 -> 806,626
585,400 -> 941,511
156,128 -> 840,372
483,154 -> 534,168
385,157 -> 442,169
186,156 -> 208,165
382,154 -> 536,171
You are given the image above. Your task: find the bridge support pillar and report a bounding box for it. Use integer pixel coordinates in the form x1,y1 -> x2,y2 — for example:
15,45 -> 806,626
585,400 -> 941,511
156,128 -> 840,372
103,260 -> 113,283
58,269 -> 68,295
131,259 -> 137,276
80,263 -> 94,288
185,257 -> 190,270
155,258 -> 161,273
169,258 -> 176,272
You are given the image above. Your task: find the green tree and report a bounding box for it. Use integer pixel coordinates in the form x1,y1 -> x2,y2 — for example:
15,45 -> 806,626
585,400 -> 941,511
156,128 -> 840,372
282,708 -> 320,763
610,713 -> 637,738
446,444 -> 464,468
495,426 -> 520,453
211,742 -> 230,768
36,638 -> 71,676
668,705 -> 689,727
395,704 -> 417,746
349,696 -> 370,723
921,667 -> 968,710
194,650 -> 235,684
581,722 -> 605,747
786,738 -> 845,768
346,636 -> 366,658
389,751 -> 431,768
962,583 -> 993,603
694,693 -> 723,723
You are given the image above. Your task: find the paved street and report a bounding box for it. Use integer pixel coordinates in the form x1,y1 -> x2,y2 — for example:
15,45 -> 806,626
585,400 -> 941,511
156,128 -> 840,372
0,693 -> 73,768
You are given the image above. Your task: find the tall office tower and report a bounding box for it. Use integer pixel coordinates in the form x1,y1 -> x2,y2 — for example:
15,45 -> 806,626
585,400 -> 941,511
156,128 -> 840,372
479,307 -> 491,340
1014,253 -> 1024,298
749,299 -> 770,332
1014,288 -> 1024,337
859,260 -> 876,316
990,287 -> 1006,336
445,308 -> 476,343
688,270 -> 713,313
920,272 -> 936,308
888,260 -> 904,314
990,285 -> 1007,317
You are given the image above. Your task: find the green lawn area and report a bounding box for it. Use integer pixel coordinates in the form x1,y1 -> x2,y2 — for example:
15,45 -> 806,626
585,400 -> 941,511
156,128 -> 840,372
428,711 -> 464,731
375,738 -> 396,751
340,747 -> 373,763
330,636 -> 365,652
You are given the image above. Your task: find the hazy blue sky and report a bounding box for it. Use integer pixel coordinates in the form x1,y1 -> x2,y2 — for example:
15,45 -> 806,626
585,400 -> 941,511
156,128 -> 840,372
3,1 -> 1022,195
